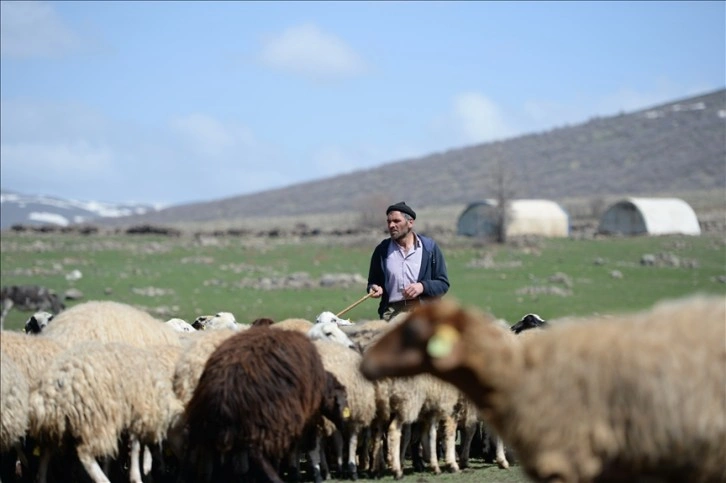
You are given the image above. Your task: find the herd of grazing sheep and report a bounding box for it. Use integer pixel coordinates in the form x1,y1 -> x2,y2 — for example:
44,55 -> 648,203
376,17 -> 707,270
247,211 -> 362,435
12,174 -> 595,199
1,293 -> 725,483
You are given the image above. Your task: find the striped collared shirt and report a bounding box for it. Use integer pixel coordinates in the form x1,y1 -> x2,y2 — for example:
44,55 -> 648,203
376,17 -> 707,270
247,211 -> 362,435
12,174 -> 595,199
385,234 -> 423,303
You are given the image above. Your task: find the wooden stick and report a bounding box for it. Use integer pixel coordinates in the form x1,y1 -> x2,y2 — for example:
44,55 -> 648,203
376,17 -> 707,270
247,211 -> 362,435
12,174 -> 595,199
337,292 -> 374,318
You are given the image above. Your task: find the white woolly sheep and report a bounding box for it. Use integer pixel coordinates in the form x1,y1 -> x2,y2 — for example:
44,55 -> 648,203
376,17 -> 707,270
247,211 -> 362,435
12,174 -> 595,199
164,318 -> 196,333
312,339 -> 377,479
361,295 -> 726,483
271,317 -> 314,333
191,311 -> 243,331
172,328 -> 239,405
29,341 -> 184,483
24,311 -> 55,334
0,330 -> 65,387
1,352 -> 30,480
307,322 -> 358,350
41,300 -> 181,350
316,311 -> 353,326
341,318 -> 462,479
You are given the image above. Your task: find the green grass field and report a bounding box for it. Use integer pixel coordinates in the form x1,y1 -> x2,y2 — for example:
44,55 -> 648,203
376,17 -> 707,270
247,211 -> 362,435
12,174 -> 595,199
1,232 -> 724,331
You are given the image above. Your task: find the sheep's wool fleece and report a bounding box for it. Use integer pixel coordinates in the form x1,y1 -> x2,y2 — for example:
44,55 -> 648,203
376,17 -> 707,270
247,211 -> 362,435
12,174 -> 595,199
29,341 -> 183,457
0,353 -> 29,451
43,300 -> 181,349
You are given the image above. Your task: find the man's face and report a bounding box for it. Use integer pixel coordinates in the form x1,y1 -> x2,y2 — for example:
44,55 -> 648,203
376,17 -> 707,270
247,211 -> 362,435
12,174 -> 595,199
387,211 -> 412,241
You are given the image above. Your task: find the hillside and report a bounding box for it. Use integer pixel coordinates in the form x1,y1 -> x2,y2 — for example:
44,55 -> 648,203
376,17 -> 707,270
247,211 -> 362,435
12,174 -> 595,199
6,88 -> 724,231
100,88 -> 724,227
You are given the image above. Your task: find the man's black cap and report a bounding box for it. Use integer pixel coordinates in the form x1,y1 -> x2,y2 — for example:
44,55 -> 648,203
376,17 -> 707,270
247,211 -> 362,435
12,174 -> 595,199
386,201 -> 416,220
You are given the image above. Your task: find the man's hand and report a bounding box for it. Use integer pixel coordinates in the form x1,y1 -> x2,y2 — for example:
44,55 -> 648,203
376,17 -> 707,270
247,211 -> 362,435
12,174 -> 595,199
403,282 -> 424,300
369,285 -> 383,298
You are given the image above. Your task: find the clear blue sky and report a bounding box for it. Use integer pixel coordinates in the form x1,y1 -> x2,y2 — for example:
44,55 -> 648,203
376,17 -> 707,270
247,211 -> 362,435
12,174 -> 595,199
2,1 -> 724,207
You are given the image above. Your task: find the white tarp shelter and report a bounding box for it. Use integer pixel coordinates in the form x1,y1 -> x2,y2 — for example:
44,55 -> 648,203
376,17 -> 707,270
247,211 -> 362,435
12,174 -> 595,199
457,199 -> 570,238
597,197 -> 701,236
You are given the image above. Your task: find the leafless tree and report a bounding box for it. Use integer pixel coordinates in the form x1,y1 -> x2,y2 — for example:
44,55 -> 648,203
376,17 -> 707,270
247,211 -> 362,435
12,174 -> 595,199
492,160 -> 515,243
356,192 -> 392,230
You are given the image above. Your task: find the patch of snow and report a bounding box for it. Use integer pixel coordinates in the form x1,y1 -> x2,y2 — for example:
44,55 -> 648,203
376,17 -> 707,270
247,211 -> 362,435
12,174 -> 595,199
28,212 -> 69,226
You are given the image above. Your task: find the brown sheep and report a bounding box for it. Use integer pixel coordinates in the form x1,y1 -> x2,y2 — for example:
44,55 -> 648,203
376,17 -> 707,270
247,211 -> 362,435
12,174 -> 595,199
182,327 -> 349,483
360,295 -> 726,483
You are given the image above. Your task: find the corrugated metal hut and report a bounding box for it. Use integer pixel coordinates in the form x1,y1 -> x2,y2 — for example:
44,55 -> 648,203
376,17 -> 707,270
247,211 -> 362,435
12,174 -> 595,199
597,197 -> 701,236
457,199 -> 570,238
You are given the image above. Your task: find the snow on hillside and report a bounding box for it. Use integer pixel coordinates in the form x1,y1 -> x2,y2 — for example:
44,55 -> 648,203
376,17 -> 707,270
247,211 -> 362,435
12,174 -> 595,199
0,191 -> 162,229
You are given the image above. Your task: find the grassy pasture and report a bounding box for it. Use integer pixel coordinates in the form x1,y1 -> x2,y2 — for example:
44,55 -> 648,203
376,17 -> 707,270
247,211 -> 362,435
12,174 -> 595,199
0,231 -> 724,482
1,231 -> 724,331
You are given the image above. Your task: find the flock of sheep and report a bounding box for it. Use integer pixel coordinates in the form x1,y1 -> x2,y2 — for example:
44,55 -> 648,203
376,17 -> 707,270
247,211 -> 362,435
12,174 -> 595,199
0,292 -> 724,483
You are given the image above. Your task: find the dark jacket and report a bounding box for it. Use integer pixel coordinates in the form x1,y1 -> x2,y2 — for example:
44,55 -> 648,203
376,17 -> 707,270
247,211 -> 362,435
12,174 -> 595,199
366,234 -> 450,318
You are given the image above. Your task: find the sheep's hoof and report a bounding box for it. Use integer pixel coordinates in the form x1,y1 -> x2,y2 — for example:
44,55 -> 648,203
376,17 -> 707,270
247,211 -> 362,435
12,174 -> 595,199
497,459 -> 510,470
312,467 -> 323,483
346,462 -> 358,480
447,463 -> 460,473
394,470 -> 404,480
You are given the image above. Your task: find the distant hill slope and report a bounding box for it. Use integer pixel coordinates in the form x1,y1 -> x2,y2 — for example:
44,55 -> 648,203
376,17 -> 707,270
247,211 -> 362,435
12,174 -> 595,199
4,88 -> 724,230
106,88 -> 724,226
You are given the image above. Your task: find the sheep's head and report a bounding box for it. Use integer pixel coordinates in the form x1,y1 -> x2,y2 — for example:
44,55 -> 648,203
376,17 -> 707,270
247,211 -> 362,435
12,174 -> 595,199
510,313 -> 548,334
360,299 -> 471,380
308,322 -> 358,351
316,311 -> 353,326
165,318 -> 196,333
192,315 -> 212,330
321,371 -> 350,431
24,311 -> 54,334
201,312 -> 238,331
251,317 -> 275,328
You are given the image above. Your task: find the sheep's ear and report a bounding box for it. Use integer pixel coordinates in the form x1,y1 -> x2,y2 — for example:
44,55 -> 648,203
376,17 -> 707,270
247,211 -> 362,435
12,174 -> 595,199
426,324 -> 463,372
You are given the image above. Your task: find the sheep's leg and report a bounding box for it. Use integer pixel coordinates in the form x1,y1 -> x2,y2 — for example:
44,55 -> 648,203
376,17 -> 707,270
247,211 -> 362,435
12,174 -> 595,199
421,418 -> 441,475
495,435 -> 509,469
442,416 -> 460,473
387,417 -> 404,480
329,428 -> 343,477
345,426 -> 359,480
142,445 -> 152,475
307,434 -> 324,483
358,426 -> 370,472
407,423 -> 425,472
128,438 -> 142,483
369,420 -> 386,478
77,450 -> 111,483
400,422 -> 411,465
458,421 -> 477,469
286,445 -> 301,482
35,448 -> 52,483
13,441 -> 29,477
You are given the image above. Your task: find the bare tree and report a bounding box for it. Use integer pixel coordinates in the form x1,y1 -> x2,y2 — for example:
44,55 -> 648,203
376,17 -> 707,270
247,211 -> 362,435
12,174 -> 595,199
355,192 -> 392,230
492,160 -> 515,243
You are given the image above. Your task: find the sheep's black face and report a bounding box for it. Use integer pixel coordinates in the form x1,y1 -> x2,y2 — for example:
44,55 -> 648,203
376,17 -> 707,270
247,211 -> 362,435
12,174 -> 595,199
24,313 -> 54,334
322,372 -> 349,430
24,316 -> 40,334
192,315 -> 211,330
511,313 -> 547,334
